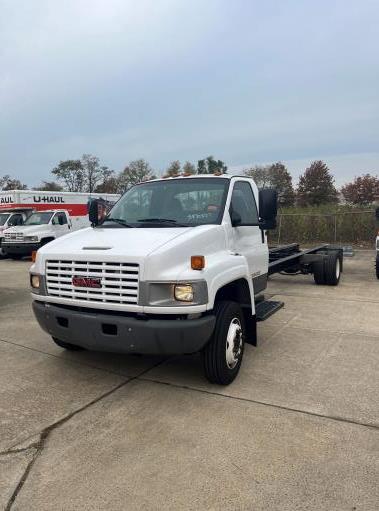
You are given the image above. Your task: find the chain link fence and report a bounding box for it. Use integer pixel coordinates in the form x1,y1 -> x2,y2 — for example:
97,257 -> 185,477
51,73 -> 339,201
269,210 -> 376,246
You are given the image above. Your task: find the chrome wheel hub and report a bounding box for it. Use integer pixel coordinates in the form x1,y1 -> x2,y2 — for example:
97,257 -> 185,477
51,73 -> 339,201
225,318 -> 243,369
336,258 -> 340,279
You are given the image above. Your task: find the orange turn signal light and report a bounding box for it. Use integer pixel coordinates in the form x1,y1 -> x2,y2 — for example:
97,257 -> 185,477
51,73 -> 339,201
31,251 -> 37,262
191,255 -> 205,270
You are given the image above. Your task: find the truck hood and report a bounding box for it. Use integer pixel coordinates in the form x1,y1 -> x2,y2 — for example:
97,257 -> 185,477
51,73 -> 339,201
37,226 -> 192,259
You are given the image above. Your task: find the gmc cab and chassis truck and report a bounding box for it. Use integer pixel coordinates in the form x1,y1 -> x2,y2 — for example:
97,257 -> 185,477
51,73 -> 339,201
30,175 -> 343,384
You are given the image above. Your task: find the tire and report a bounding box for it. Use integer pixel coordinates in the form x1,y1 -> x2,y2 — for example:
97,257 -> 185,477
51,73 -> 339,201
313,260 -> 325,285
203,301 -> 245,385
52,337 -> 84,351
376,256 -> 379,279
324,252 -> 341,286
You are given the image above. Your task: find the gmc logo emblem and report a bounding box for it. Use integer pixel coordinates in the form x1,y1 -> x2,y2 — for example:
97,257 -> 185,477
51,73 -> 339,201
72,276 -> 101,289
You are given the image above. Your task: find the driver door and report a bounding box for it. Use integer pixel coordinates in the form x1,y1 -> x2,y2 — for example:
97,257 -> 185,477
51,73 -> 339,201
229,180 -> 268,294
51,212 -> 69,238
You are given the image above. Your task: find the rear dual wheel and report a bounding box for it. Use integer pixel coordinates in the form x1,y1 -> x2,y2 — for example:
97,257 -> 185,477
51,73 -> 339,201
313,252 -> 342,286
203,301 -> 245,385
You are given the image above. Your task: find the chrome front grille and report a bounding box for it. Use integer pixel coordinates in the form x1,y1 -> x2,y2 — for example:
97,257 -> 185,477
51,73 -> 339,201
5,232 -> 23,242
46,260 -> 140,305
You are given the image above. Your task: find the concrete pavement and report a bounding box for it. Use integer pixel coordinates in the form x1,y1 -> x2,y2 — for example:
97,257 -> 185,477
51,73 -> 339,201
0,251 -> 378,510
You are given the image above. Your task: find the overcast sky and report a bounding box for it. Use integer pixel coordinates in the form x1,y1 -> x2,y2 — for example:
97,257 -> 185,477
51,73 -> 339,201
1,0 -> 378,187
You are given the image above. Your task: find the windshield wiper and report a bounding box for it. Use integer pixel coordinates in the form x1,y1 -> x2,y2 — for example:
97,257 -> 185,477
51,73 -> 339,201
101,218 -> 134,228
137,218 -> 189,227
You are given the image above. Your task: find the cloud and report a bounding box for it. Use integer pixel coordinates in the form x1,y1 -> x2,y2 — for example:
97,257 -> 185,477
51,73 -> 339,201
0,0 -> 378,185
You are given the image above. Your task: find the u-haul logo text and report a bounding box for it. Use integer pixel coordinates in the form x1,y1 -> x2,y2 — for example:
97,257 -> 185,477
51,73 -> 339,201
33,196 -> 65,204
0,197 -> 14,204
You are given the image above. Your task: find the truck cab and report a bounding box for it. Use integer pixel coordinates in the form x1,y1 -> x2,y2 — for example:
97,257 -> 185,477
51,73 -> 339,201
0,211 -> 27,256
30,175 -> 279,384
4,210 -> 71,259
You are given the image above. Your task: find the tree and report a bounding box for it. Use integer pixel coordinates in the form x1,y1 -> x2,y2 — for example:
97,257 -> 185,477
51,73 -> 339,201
341,174 -> 379,205
165,160 -> 181,177
52,160 -> 85,192
81,154 -> 112,193
182,161 -> 196,175
34,181 -> 63,191
243,162 -> 295,206
297,160 -> 338,206
269,162 -> 295,207
197,156 -> 227,174
243,165 -> 272,188
118,159 -> 156,193
0,175 -> 28,190
94,171 -> 119,194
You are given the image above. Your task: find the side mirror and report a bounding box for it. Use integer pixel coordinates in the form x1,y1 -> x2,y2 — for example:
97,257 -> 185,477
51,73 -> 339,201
230,209 -> 242,227
259,189 -> 278,230
375,207 -> 379,220
89,199 -> 100,226
88,199 -> 106,226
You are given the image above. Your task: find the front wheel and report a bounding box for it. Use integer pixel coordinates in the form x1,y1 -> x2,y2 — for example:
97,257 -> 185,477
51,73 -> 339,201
203,301 -> 245,385
376,256 -> 379,279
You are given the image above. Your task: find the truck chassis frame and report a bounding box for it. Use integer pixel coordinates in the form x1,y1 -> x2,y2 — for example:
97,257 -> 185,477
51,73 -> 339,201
268,243 -> 343,276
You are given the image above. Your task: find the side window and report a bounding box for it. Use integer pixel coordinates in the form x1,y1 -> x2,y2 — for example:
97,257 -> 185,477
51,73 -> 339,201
8,214 -> 23,226
58,213 -> 68,225
52,213 -> 67,225
230,181 -> 259,225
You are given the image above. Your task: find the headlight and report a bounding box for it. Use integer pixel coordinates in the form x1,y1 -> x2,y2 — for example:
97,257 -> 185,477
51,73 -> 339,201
24,236 -> 38,242
30,274 -> 41,289
174,284 -> 194,302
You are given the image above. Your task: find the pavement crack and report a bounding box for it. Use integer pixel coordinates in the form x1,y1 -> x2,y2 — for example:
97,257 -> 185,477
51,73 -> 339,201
4,357 -> 168,510
270,291 -> 379,304
0,440 -> 41,457
139,377 -> 379,431
0,337 -> 130,377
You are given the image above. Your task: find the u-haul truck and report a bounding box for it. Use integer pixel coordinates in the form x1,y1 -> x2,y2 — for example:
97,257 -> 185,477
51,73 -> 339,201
0,190 -> 119,258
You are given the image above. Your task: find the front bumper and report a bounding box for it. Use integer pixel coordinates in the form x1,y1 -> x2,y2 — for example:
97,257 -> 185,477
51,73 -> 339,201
3,242 -> 41,255
32,301 -> 216,355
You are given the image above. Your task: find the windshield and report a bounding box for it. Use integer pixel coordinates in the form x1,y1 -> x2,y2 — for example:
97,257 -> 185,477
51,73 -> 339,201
105,178 -> 229,227
0,214 -> 10,226
24,212 -> 53,226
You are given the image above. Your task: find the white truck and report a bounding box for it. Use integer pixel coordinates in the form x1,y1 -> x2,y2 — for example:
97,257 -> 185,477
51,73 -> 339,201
30,175 -> 343,384
0,211 -> 28,256
1,190 -> 119,259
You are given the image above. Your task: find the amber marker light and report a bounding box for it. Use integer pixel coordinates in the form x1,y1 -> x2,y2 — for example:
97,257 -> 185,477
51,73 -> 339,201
191,255 -> 205,270
31,251 -> 37,262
